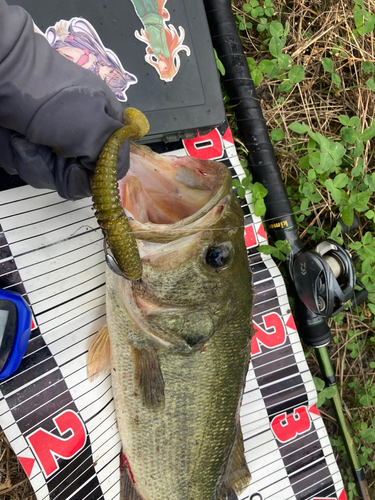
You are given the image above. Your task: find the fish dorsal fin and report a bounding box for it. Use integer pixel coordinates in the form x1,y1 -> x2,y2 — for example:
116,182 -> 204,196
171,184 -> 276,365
87,324 -> 111,382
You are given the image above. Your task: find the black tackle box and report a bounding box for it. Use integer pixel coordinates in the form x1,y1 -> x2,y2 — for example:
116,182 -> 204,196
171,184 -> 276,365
7,0 -> 225,144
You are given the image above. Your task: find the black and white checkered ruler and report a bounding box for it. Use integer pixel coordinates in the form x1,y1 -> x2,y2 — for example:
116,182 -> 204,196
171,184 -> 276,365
0,126 -> 347,500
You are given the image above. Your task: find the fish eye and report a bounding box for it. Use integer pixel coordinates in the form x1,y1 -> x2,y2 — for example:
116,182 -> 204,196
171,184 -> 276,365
205,242 -> 233,269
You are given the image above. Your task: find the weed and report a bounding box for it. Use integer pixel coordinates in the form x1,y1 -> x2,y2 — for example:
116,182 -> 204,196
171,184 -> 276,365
258,240 -> 291,260
232,0 -> 375,495
313,376 -> 336,407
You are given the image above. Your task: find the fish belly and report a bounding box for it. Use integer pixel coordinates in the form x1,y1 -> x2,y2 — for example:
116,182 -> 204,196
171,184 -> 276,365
107,283 -> 249,500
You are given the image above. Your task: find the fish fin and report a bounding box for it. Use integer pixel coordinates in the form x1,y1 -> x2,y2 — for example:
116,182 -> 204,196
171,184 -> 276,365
120,453 -> 145,500
216,426 -> 251,499
132,345 -> 165,409
217,488 -> 238,500
87,324 -> 111,382
227,425 -> 251,494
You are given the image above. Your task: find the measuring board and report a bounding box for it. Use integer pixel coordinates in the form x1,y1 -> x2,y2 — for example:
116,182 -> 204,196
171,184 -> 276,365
0,125 -> 347,500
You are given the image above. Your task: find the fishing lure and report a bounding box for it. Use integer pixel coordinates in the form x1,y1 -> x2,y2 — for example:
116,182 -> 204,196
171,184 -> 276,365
92,107 -> 149,281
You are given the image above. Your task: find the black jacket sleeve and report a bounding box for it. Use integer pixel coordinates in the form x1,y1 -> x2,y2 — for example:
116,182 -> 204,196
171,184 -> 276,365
0,0 -> 130,199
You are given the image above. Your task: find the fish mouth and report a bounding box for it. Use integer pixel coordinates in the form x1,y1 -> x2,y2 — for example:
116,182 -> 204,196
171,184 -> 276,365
117,144 -> 233,242
110,145 -> 237,352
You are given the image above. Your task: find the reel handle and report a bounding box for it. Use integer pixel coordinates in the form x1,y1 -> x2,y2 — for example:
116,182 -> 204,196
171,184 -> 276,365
338,213 -> 360,235
296,286 -> 368,348
354,287 -> 368,307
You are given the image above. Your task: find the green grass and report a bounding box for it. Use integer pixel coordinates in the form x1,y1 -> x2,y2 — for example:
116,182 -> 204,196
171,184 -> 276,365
233,0 -> 375,496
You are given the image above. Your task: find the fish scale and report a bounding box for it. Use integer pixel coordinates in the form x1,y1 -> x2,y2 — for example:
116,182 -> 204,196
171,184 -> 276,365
108,279 -> 251,500
89,145 -> 253,500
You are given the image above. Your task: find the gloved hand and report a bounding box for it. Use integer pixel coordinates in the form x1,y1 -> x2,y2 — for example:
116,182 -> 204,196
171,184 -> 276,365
0,0 -> 130,200
0,128 -> 130,200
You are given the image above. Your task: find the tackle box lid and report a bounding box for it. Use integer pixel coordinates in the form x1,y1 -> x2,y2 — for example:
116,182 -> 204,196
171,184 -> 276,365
8,0 -> 226,144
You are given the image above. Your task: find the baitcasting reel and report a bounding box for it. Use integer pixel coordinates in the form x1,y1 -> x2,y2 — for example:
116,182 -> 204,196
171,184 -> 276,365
293,239 -> 361,319
286,229 -> 368,348
270,215 -> 368,348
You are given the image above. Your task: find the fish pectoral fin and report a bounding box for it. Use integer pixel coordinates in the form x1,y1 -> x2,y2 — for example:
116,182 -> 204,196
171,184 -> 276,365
120,453 -> 145,500
216,426 -> 251,499
132,345 -> 165,410
87,324 -> 111,382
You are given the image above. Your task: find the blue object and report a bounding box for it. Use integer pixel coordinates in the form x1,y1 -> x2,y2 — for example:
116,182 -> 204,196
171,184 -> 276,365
0,289 -> 32,379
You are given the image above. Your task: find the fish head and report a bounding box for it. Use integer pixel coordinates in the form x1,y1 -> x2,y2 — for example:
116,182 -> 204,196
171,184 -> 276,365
110,145 -> 252,353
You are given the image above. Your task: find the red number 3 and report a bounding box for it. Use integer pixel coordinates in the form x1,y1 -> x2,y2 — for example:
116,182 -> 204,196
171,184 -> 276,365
271,406 -> 311,442
27,410 -> 87,477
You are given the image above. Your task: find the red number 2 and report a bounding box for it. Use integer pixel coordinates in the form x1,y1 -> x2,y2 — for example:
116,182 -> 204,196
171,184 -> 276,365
27,410 -> 87,477
271,406 -> 311,442
251,312 -> 286,356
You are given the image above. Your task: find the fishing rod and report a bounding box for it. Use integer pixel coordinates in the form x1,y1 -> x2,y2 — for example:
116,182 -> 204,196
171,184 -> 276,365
203,1 -> 370,499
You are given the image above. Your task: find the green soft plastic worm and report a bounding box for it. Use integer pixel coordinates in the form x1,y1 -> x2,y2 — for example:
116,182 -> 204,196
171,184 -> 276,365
92,107 -> 150,281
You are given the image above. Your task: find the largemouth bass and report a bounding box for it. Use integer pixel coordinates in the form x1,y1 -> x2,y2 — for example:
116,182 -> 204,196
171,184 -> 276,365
88,144 -> 253,500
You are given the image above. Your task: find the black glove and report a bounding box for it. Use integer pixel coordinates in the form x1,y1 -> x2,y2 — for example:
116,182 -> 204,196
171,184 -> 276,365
0,0 -> 130,200
0,128 -> 129,200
